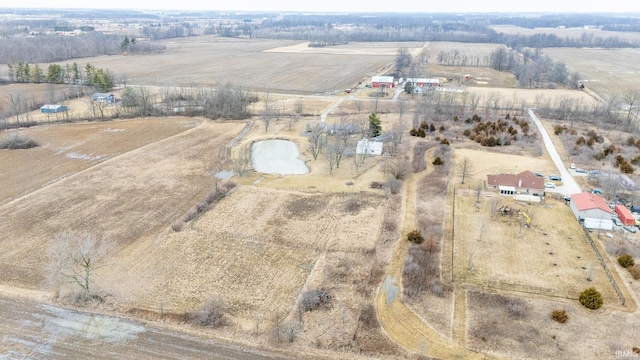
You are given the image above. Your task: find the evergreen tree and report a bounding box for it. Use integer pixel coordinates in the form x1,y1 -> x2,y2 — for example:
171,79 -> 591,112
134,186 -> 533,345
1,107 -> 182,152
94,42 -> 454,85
121,36 -> 130,50
368,112 -> 382,138
47,64 -> 64,84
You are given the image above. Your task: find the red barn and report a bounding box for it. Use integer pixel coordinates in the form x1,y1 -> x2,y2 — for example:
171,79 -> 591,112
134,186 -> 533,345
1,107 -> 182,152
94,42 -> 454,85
371,76 -> 394,88
615,204 -> 635,226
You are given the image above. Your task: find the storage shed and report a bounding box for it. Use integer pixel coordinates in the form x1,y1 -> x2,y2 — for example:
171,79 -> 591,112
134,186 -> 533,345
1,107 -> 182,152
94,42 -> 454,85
570,192 -> 613,230
614,204 -> 635,226
40,104 -> 67,113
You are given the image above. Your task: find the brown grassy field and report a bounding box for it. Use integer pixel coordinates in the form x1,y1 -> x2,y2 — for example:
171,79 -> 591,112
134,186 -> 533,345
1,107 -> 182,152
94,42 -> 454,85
0,118 -> 245,289
2,37 -> 640,359
0,117 -> 201,205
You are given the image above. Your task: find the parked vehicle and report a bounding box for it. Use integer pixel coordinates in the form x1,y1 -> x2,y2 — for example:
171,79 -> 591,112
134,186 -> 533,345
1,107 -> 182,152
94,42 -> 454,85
588,170 -> 601,178
576,168 -> 588,174
613,217 -> 622,226
549,174 -> 562,181
624,225 -> 638,233
534,172 -> 543,177
544,182 -> 556,188
570,163 -> 576,169
591,188 -> 602,195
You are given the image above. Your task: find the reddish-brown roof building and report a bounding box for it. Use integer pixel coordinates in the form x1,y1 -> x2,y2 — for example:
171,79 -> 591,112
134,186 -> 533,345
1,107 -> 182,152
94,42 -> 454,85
487,170 -> 545,195
569,192 -> 613,230
615,204 -> 635,226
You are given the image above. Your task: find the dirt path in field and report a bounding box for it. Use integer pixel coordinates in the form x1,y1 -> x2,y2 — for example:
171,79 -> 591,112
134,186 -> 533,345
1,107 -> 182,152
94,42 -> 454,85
451,287 -> 467,347
376,165 -> 486,359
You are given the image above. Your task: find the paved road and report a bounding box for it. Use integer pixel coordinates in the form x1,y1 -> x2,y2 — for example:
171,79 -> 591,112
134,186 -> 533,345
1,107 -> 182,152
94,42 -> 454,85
0,296 -> 291,360
527,108 -> 582,196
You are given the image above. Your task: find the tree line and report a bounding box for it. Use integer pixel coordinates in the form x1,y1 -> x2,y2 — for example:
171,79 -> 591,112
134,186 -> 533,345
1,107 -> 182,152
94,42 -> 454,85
250,14 -> 640,48
7,62 -> 114,92
0,33 -> 165,64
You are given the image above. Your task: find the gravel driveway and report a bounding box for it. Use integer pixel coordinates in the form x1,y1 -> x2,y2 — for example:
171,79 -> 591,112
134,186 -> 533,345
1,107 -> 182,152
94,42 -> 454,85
528,109 -> 582,196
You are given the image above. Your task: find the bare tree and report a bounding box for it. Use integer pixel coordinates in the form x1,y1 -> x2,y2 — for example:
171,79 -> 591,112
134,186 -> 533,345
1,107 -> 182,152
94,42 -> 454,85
328,119 -> 350,169
622,90 -> 640,128
87,97 -> 98,119
486,91 -> 502,110
325,146 -> 336,175
397,100 -> 407,118
6,91 -> 28,125
354,99 -> 363,114
458,157 -> 473,184
469,92 -> 482,112
232,144 -> 253,176
307,122 -> 326,160
261,91 -> 274,132
383,159 -> 412,180
287,113 -> 299,131
47,230 -> 112,302
294,99 -> 304,115
389,117 -> 407,155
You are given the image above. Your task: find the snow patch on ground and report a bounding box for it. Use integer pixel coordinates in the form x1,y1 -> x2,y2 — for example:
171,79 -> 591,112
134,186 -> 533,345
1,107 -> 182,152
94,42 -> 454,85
42,304 -> 146,344
65,152 -> 108,161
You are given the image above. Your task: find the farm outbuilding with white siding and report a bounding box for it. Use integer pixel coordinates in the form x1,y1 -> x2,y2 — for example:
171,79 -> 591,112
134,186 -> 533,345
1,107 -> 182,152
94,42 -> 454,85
569,192 -> 613,230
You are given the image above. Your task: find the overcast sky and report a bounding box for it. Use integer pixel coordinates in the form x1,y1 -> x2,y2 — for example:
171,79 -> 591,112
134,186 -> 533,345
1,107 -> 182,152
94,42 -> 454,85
3,0 -> 639,13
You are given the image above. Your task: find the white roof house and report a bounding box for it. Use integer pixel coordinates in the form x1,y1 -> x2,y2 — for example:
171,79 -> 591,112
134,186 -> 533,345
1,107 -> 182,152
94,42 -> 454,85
356,139 -> 383,155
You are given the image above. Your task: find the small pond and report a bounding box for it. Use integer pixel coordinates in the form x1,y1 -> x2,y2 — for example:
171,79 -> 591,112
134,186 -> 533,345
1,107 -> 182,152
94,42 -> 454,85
252,139 -> 309,175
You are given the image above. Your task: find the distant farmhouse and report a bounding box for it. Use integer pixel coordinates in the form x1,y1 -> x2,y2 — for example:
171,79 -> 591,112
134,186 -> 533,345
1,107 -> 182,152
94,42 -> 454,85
92,93 -> 116,103
569,192 -> 613,230
487,170 -> 545,196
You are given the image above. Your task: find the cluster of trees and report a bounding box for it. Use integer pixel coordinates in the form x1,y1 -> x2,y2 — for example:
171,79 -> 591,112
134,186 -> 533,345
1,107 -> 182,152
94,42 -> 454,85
435,49 -> 490,67
121,83 -> 257,119
409,121 -> 445,138
489,46 -> 577,88
462,113 -> 528,147
141,24 -> 195,40
535,91 -> 640,132
304,113 -> 405,175
7,62 -> 113,91
0,33 -> 126,63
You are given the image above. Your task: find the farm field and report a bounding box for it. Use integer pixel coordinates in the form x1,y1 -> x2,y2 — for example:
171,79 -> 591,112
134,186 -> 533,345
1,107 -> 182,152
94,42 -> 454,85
464,86 -> 595,108
0,117 -> 201,205
0,37 -> 404,95
106,186 -> 388,341
0,118 -> 245,289
544,47 -> 640,100
491,25 -> 640,43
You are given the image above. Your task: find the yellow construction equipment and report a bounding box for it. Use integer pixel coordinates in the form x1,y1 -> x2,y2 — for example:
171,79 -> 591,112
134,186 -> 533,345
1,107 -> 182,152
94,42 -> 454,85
522,211 -> 531,226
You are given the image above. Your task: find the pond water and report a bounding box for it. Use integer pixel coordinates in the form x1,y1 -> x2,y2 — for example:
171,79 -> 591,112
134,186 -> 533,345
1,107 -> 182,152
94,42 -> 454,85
252,139 -> 309,175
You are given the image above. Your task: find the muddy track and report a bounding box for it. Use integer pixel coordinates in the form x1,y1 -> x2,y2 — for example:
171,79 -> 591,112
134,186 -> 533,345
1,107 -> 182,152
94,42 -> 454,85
374,161 -> 487,359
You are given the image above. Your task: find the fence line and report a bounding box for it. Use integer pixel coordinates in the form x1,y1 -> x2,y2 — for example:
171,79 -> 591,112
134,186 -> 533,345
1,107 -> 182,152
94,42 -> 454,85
583,228 -> 626,306
484,280 -> 555,297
